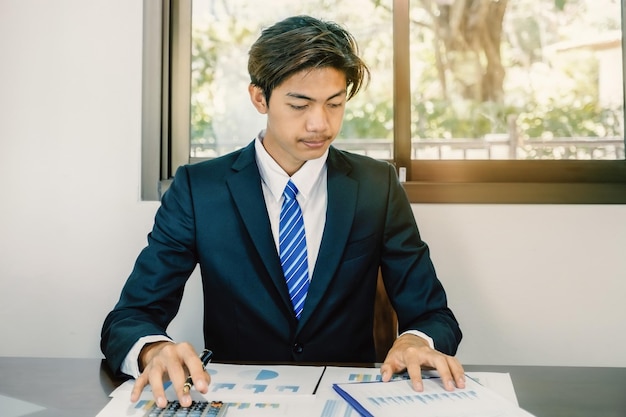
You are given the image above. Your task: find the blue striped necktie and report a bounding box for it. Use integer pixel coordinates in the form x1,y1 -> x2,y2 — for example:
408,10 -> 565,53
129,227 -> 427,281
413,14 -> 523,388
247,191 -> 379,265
279,180 -> 309,319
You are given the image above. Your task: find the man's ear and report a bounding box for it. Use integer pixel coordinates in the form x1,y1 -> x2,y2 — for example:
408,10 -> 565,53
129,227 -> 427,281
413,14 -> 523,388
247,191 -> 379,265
248,84 -> 268,114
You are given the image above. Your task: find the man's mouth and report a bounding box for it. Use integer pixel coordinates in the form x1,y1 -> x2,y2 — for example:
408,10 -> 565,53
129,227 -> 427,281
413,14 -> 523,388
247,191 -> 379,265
300,136 -> 330,148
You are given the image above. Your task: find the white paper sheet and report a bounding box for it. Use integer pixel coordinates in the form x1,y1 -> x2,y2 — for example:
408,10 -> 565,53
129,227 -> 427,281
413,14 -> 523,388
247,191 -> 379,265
332,377 -> 535,417
98,364 -> 324,417
466,372 -> 520,405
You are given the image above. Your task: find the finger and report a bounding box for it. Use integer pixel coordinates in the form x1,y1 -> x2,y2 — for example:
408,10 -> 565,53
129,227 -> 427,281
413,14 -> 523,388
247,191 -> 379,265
167,360 -> 192,407
447,356 -> 466,389
380,349 -> 406,382
405,360 -> 424,392
181,349 -> 211,393
146,367 -> 168,408
379,362 -> 394,382
130,372 -> 149,403
183,370 -> 210,394
431,354 -> 456,391
187,367 -> 211,394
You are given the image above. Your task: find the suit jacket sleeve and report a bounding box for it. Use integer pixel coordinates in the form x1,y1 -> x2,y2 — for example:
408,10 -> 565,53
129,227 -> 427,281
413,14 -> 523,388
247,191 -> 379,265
100,165 -> 198,375
379,163 -> 462,355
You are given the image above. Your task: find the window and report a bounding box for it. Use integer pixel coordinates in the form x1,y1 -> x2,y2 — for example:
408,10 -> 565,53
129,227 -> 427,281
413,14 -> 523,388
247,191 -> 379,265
142,0 -> 626,203
188,0 -> 394,161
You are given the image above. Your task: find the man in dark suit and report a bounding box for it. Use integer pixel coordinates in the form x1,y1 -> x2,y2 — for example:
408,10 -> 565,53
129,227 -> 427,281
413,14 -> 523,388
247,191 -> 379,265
101,15 -> 464,408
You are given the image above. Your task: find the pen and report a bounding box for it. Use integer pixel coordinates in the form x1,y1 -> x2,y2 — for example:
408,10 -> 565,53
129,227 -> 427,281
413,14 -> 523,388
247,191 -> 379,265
183,349 -> 213,394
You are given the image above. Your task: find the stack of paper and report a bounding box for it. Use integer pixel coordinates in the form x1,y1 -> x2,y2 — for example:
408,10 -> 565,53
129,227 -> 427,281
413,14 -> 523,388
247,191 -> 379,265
96,364 -> 535,417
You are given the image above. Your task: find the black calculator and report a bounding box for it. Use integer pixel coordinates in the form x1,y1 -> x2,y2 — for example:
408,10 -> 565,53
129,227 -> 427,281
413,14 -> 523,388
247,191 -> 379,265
143,400 -> 227,416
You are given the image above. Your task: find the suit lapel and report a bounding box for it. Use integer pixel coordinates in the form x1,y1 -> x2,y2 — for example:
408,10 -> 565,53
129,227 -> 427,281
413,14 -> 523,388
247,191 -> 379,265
298,147 -> 358,329
226,142 -> 294,315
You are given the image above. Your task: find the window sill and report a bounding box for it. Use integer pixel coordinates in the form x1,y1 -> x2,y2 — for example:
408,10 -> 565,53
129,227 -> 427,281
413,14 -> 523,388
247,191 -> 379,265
404,181 -> 626,204
404,160 -> 626,204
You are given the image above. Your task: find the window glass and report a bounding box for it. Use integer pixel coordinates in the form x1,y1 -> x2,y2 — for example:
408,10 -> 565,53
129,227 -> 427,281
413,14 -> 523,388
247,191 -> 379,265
154,0 -> 626,203
190,0 -> 393,160
409,0 -> 624,160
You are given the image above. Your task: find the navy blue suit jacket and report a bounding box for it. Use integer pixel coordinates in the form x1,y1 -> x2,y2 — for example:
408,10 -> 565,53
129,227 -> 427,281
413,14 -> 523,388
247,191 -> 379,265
101,142 -> 461,375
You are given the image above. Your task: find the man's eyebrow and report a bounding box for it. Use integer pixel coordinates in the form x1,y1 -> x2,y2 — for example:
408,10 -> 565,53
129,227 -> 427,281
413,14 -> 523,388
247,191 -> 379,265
285,90 -> 347,102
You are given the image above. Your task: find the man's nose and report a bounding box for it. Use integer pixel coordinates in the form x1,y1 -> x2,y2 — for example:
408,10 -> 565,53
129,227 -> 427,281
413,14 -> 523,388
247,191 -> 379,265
305,106 -> 330,132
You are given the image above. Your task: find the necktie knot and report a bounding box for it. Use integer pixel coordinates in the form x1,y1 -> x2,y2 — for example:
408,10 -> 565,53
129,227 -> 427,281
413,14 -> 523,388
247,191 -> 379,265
283,180 -> 298,201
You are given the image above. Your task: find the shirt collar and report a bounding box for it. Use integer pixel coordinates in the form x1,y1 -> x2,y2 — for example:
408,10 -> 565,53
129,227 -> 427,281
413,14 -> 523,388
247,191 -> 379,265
254,131 -> 328,203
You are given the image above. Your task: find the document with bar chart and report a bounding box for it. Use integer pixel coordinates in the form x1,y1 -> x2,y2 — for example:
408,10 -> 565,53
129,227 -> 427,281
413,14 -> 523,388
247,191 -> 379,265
98,364 -> 323,417
332,377 -> 536,417
312,366 -> 412,417
202,363 -> 324,399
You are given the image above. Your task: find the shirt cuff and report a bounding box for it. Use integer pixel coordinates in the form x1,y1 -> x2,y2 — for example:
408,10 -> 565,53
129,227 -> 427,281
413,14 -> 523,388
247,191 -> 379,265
399,330 -> 435,349
120,335 -> 173,378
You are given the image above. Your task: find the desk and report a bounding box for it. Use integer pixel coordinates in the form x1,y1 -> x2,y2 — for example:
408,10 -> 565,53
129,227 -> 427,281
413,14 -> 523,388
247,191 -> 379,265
0,357 -> 624,417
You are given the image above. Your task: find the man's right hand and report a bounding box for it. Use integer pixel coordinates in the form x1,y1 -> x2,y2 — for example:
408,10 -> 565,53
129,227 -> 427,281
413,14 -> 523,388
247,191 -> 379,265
130,341 -> 211,408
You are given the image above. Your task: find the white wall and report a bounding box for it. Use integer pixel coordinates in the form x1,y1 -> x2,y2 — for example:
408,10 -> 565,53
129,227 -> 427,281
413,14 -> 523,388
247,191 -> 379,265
1,0 -> 625,367
414,204 -> 626,366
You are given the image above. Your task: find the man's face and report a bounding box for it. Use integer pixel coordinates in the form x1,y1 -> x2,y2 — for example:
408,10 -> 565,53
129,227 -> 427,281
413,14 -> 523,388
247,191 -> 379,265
249,67 -> 347,175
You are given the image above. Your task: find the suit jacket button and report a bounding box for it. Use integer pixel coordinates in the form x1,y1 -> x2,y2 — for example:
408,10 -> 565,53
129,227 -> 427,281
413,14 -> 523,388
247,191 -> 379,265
293,343 -> 304,354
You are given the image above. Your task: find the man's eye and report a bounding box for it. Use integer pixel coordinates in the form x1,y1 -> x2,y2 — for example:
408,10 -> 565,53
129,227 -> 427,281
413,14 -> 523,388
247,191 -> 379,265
289,104 -> 307,110
328,103 -> 343,108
